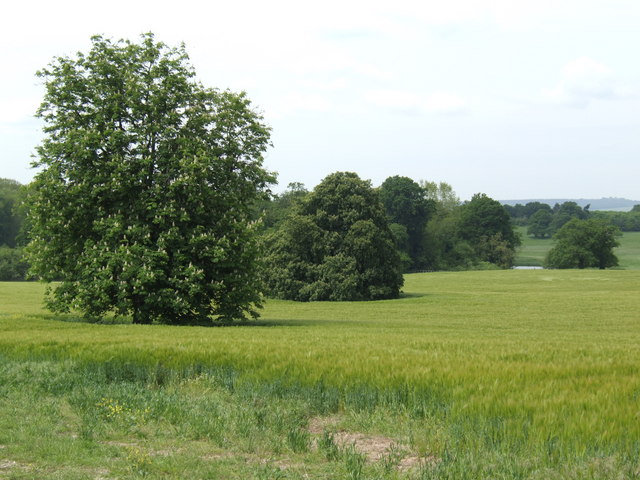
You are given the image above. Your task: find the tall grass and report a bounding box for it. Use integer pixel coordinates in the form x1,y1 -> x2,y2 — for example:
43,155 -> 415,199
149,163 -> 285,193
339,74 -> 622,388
1,270 -> 640,477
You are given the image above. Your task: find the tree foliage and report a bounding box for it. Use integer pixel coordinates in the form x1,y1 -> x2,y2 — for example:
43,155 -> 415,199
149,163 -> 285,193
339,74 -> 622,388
591,210 -> 640,232
378,176 -> 435,270
504,201 -> 551,225
258,182 -> 308,230
420,180 -> 460,212
506,201 -> 594,237
457,194 -> 520,267
550,201 -> 590,232
387,222 -> 412,272
419,189 -> 519,271
459,194 -> 519,248
527,209 -> 554,238
26,34 -> 274,324
0,246 -> 29,281
0,178 -> 24,248
545,219 -> 620,269
263,172 -> 403,301
422,208 -> 477,271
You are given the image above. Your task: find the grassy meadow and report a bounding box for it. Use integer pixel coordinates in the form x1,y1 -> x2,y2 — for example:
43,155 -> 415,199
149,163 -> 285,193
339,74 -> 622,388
515,227 -> 640,269
1,270 -> 640,478
614,232 -> 640,269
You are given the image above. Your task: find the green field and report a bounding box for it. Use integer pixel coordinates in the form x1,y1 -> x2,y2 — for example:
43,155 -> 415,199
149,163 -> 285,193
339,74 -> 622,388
515,227 -> 640,269
614,231 -> 640,269
1,270 -> 640,478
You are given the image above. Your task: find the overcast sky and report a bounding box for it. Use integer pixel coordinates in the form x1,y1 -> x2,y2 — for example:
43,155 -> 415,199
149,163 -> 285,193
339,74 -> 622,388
1,0 -> 639,201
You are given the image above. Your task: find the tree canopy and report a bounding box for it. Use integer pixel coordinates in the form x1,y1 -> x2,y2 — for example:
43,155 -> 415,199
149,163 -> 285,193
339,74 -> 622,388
527,209 -> 554,238
0,178 -> 24,248
550,201 -> 590,232
420,180 -> 460,212
456,193 -> 520,268
504,201 -> 551,224
545,219 -> 620,269
258,182 -> 308,230
262,172 -> 403,301
26,34 -> 274,324
378,176 -> 435,270
459,194 -> 519,249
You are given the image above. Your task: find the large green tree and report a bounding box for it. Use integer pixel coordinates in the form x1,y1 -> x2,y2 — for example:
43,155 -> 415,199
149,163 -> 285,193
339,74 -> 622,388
26,34 -> 274,324
263,172 -> 403,301
457,193 -> 520,268
545,219 -> 620,269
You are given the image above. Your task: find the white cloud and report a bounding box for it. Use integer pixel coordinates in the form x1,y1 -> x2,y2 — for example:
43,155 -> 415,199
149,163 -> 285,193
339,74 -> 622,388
424,91 -> 467,114
0,97 -> 40,124
269,92 -> 335,118
302,78 -> 350,91
365,89 -> 467,114
285,44 -> 391,83
379,0 -> 580,30
365,90 -> 420,111
542,57 -> 625,108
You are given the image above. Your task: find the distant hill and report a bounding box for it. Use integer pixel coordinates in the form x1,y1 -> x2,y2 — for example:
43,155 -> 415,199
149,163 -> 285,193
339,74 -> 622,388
500,198 -> 640,212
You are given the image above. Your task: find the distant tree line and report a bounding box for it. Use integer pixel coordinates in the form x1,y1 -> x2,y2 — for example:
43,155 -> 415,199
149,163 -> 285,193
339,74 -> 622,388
0,178 -> 28,281
505,201 -> 591,238
5,171 -> 518,288
590,208 -> 640,232
504,200 -> 624,269
5,171 -> 627,284
505,201 -> 640,234
259,173 -> 521,295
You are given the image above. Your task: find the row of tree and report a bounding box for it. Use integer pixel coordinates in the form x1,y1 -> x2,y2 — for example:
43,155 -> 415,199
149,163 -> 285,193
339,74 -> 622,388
0,178 -> 25,248
506,201 -> 640,235
4,169 -> 623,280
505,201 -> 590,238
503,200 -> 623,268
0,33 -> 625,325
2,170 -> 623,285
591,207 -> 640,232
0,178 -> 28,281
260,175 -> 521,278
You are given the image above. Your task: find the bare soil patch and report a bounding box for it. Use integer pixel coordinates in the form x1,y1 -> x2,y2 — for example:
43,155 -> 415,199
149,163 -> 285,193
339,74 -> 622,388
307,415 -> 341,435
307,415 -> 435,471
0,460 -> 19,469
0,459 -> 31,472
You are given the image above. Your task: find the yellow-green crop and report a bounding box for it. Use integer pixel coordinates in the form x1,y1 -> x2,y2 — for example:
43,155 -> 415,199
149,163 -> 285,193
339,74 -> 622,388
1,269 -> 639,471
